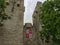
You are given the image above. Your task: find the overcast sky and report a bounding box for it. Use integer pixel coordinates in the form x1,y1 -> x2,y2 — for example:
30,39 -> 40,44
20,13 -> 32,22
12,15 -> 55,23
24,0 -> 45,25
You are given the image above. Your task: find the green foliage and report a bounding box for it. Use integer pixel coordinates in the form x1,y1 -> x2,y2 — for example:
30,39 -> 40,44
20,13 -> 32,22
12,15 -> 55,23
39,0 -> 60,44
0,0 -> 10,27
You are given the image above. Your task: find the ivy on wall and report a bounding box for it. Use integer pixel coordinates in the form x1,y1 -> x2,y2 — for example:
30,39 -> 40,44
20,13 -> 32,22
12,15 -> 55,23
0,0 -> 10,27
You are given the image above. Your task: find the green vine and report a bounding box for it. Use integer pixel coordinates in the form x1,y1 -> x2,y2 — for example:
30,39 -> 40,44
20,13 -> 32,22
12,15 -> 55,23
0,0 -> 10,27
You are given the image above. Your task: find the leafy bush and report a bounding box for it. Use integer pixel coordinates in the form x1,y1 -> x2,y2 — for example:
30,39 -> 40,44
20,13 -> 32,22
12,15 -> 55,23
39,0 -> 60,44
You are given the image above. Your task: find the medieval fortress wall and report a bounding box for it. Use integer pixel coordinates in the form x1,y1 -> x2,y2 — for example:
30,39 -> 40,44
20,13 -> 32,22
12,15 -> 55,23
0,0 -> 24,45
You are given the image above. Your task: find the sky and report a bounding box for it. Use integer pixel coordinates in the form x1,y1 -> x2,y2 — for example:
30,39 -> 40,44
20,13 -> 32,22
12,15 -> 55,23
24,0 -> 45,25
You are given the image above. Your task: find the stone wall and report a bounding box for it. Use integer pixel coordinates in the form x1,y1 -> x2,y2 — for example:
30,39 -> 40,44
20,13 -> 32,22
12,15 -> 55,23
0,0 -> 24,45
33,2 -> 42,45
23,23 -> 34,45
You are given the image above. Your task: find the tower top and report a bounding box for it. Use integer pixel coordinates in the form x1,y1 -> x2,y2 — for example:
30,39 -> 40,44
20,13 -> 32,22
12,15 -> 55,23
24,23 -> 33,28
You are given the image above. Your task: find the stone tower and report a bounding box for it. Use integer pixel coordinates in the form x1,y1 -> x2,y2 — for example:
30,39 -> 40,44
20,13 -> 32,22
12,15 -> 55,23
23,23 -> 33,45
0,0 -> 24,45
33,2 -> 42,45
33,2 -> 42,31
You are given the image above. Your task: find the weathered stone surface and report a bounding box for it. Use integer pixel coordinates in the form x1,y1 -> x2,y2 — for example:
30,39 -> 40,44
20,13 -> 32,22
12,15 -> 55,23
0,0 -> 24,45
33,2 -> 42,45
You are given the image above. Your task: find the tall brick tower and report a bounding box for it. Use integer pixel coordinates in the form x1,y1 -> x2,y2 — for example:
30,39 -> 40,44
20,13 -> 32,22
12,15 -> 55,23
0,0 -> 24,45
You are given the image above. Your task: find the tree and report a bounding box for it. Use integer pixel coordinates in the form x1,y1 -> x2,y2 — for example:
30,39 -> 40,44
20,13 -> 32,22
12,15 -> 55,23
0,0 -> 10,27
39,0 -> 60,44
